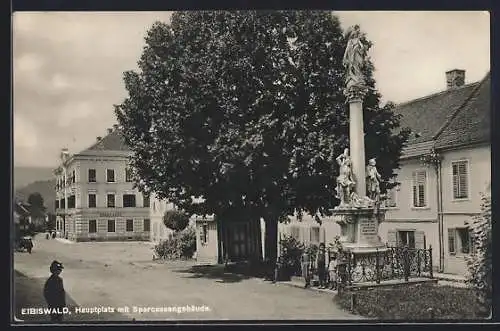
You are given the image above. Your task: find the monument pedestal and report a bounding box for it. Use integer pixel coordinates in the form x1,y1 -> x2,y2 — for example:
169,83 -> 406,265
333,206 -> 389,284
334,206 -> 387,252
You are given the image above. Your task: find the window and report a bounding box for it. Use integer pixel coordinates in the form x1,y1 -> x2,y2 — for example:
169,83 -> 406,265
412,170 -> 427,207
144,219 -> 150,232
107,169 -> 115,183
448,228 -> 474,255
452,160 -> 469,199
55,200 -> 59,209
310,227 -> 320,243
88,194 -> 96,208
60,199 -> 65,209
200,223 -> 208,244
88,169 -> 96,183
397,230 -> 415,249
123,194 -> 136,208
107,219 -> 115,232
290,226 -> 300,241
67,195 -> 76,209
89,220 -> 97,233
126,168 -> 133,182
107,194 -> 115,208
72,170 -> 76,183
126,219 -> 134,232
143,194 -> 150,208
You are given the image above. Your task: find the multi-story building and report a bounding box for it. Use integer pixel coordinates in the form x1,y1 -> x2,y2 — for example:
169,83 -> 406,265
279,69 -> 490,276
54,125 -> 151,242
380,69 -> 490,275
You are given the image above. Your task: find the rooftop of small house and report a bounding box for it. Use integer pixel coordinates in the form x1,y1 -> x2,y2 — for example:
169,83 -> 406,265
394,69 -> 490,157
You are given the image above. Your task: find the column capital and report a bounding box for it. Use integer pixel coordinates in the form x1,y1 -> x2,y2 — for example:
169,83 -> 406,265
344,84 -> 369,102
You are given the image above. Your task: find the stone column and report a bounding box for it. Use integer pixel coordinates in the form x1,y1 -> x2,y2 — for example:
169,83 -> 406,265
348,96 -> 366,198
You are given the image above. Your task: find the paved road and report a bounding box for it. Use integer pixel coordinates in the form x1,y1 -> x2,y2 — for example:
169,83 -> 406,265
13,234 -> 360,322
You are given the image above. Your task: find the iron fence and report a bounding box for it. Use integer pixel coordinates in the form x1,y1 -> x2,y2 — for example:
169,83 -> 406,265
339,246 -> 434,285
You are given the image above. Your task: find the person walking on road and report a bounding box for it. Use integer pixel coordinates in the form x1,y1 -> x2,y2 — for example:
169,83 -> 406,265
315,243 -> 328,289
43,261 -> 66,323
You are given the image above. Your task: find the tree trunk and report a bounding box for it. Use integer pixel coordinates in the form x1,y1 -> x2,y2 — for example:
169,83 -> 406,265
264,218 -> 278,264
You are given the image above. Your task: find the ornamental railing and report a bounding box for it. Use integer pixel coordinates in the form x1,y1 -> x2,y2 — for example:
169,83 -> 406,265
340,246 -> 434,285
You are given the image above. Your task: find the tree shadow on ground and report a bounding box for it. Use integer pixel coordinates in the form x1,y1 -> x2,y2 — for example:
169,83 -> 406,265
173,261 -> 274,284
13,270 -> 130,324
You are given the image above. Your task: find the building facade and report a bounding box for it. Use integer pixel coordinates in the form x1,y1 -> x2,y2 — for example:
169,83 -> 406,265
149,194 -> 176,244
54,126 -> 151,242
280,69 -> 490,276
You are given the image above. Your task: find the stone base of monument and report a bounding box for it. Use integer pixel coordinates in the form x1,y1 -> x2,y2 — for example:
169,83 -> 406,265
333,206 -> 391,284
334,206 -> 387,251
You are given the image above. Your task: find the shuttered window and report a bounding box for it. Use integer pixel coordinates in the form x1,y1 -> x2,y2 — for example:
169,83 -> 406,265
452,160 -> 469,199
448,228 -> 456,255
412,171 -> 427,207
449,227 -> 473,255
290,226 -> 300,241
310,227 -> 320,243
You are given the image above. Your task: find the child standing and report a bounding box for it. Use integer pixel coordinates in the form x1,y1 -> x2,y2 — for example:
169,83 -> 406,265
328,253 -> 338,290
315,243 -> 328,289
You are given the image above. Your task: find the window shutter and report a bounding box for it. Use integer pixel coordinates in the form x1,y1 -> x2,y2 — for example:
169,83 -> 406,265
448,228 -> 456,255
414,231 -> 425,249
387,230 -> 397,247
320,227 -> 326,244
300,226 -> 308,244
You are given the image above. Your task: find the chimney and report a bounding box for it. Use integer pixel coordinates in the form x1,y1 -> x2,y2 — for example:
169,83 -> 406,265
96,136 -> 102,142
446,69 -> 465,89
113,124 -> 119,130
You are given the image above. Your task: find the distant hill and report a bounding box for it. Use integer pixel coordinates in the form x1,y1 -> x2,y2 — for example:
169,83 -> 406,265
14,166 -> 54,189
16,179 -> 56,214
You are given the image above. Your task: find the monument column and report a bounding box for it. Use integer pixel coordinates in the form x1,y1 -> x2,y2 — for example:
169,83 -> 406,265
348,95 -> 366,198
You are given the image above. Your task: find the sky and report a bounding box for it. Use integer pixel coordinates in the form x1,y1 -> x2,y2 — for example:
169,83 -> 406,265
13,11 -> 490,168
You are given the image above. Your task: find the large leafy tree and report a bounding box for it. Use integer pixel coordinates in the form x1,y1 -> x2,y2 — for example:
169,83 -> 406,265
115,11 -> 410,263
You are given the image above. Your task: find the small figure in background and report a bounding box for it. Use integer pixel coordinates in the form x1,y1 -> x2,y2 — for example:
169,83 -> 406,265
315,243 -> 328,289
43,261 -> 66,323
300,249 -> 312,288
328,252 -> 338,290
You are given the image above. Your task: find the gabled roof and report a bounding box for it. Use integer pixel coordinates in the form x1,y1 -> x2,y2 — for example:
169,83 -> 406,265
80,129 -> 131,153
394,82 -> 481,145
394,71 -> 490,158
435,73 -> 491,149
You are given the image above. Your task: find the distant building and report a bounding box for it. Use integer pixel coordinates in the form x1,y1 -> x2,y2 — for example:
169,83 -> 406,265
54,125 -> 150,242
149,193 -> 176,243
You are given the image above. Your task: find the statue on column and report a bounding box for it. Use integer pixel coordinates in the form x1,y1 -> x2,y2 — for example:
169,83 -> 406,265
335,148 -> 355,206
366,158 -> 382,211
343,25 -> 370,100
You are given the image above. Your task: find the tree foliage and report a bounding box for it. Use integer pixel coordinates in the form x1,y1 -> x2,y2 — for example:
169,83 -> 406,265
115,11 -> 410,261
27,192 -> 46,218
466,192 -> 492,317
163,210 -> 190,232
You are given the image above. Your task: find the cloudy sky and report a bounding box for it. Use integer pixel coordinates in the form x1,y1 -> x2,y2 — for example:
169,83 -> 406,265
13,11 -> 490,168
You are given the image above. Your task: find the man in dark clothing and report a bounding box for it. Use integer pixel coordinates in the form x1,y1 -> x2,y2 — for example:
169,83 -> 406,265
315,243 -> 328,289
43,261 -> 66,322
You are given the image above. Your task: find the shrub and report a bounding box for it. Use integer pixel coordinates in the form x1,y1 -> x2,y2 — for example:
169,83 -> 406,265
154,226 -> 196,260
163,210 -> 190,232
466,192 -> 492,317
279,235 -> 304,276
335,284 -> 484,320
